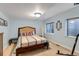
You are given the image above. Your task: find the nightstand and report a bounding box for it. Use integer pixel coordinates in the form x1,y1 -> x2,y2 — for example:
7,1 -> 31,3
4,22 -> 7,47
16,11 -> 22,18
9,38 -> 18,45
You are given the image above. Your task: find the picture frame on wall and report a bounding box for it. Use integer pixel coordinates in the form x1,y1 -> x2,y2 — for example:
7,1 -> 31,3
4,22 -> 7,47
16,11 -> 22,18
0,18 -> 4,26
4,20 -> 8,26
56,20 -> 62,31
0,18 -> 8,26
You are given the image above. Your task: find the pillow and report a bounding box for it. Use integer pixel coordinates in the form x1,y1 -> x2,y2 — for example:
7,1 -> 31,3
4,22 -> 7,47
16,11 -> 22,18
28,32 -> 31,36
20,32 -> 33,36
26,32 -> 27,36
20,33 -> 26,36
22,33 -> 25,36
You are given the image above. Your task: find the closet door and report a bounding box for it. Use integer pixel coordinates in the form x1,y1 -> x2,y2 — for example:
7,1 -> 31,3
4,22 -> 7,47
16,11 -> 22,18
0,33 -> 3,56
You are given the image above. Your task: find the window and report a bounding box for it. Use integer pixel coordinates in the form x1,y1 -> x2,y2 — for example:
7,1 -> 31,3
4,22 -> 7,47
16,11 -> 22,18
67,18 -> 79,36
46,22 -> 54,33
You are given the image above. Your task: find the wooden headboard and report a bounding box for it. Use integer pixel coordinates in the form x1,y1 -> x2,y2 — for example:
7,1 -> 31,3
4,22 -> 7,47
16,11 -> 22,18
18,26 -> 36,37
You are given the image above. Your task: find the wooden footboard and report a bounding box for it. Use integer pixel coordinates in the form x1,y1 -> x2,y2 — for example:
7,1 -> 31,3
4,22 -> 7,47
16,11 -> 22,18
16,42 -> 49,56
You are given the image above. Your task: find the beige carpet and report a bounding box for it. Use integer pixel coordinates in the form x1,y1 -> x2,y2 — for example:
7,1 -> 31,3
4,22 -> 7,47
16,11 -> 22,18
12,42 -> 79,56
3,44 -> 15,56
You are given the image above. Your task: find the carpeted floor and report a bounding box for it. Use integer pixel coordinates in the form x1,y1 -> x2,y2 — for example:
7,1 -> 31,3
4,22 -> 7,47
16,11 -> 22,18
12,42 -> 79,56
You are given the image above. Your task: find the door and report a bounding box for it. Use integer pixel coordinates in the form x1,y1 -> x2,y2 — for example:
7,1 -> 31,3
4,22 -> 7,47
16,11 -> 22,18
0,33 -> 3,56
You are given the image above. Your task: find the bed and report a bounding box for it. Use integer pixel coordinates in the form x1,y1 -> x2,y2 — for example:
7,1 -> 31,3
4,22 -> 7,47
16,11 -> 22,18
16,26 -> 49,56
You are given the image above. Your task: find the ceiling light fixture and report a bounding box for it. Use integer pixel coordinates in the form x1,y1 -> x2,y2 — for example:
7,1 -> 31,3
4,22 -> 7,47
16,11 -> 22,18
34,12 -> 42,17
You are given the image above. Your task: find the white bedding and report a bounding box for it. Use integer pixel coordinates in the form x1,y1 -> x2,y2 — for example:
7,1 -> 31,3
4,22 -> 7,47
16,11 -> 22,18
16,35 -> 47,49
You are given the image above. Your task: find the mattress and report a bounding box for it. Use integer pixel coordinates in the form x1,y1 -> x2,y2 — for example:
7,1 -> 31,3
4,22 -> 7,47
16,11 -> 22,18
16,35 -> 47,48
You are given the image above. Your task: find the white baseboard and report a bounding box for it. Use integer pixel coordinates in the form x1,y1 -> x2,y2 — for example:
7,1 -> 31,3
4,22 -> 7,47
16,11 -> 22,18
49,39 -> 79,54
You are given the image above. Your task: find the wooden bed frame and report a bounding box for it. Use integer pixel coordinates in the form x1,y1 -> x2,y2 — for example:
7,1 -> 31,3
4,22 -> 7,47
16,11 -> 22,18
16,26 -> 49,56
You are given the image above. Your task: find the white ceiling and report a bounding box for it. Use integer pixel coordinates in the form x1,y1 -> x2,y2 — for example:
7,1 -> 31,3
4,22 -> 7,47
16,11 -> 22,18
0,3 -> 75,20
0,3 -> 55,20
39,3 -> 75,20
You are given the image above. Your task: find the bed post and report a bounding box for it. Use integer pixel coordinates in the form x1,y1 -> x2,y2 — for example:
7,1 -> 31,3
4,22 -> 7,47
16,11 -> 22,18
44,42 -> 49,49
34,29 -> 36,34
47,42 -> 49,49
18,28 -> 20,38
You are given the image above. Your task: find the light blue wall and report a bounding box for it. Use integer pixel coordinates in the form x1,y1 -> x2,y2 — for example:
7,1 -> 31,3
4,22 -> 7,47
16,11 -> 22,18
9,19 -> 43,38
44,6 -> 79,51
0,12 -> 43,49
0,12 -> 9,49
